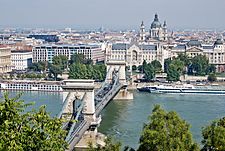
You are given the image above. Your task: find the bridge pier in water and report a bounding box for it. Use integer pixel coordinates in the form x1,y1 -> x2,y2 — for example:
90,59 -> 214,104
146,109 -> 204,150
61,80 -> 104,150
106,60 -> 133,100
113,87 -> 134,100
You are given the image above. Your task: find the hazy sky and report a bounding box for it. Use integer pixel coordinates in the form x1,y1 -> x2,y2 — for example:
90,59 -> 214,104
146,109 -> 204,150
0,0 -> 225,30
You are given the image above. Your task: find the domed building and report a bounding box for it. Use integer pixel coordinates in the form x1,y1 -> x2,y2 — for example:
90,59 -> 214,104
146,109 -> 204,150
139,14 -> 168,42
149,14 -> 168,41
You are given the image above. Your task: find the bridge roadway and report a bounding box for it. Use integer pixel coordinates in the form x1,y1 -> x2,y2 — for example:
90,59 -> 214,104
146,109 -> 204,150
65,76 -> 126,150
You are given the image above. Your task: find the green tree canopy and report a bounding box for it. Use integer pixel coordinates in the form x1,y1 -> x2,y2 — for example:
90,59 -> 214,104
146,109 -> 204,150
132,65 -> 137,71
70,54 -> 85,64
143,60 -> 147,70
69,63 -> 106,81
191,55 -> 209,76
164,58 -> 172,73
166,64 -> 180,81
166,59 -> 185,81
84,59 -> 94,65
143,63 -> 155,81
0,92 -> 67,150
151,60 -> 162,73
29,61 -> 48,72
165,54 -> 215,76
206,64 -> 216,74
137,65 -> 143,73
201,117 -> 225,151
207,73 -> 217,82
69,63 -> 88,79
177,53 -> 191,66
52,55 -> 68,70
88,137 -> 121,151
138,105 -> 199,151
49,64 -> 63,80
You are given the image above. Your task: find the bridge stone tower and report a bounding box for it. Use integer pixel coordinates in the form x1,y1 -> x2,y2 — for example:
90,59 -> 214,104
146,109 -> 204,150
60,80 -> 102,150
61,80 -> 100,124
106,60 -> 133,100
106,60 -> 126,85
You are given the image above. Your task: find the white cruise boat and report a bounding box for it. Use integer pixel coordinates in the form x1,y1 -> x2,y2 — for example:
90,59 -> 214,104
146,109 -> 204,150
0,80 -> 63,92
138,84 -> 225,94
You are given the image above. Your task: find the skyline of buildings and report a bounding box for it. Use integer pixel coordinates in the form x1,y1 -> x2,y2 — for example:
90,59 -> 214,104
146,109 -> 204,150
0,13 -> 224,74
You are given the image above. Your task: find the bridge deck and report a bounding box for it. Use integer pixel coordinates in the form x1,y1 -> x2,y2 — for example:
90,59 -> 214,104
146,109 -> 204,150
66,84 -> 124,150
61,66 -> 126,150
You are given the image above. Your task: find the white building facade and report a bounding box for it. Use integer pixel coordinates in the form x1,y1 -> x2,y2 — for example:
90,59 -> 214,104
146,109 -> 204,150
139,14 -> 168,42
32,44 -> 104,63
0,47 -> 13,73
105,42 -> 169,70
11,50 -> 32,70
170,39 -> 225,72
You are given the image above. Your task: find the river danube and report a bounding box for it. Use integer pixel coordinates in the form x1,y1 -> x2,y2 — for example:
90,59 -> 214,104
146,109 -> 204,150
3,90 -> 225,149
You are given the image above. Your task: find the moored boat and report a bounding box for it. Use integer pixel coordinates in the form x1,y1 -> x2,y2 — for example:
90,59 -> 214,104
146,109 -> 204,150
0,80 -> 63,92
137,84 -> 225,95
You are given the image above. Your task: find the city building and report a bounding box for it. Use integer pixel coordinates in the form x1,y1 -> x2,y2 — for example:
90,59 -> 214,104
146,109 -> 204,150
139,21 -> 146,43
149,14 -> 168,41
0,46 -> 13,73
32,44 -> 104,64
171,39 -> 225,72
11,50 -> 32,70
139,14 -> 168,42
28,35 -> 59,42
105,42 -> 169,70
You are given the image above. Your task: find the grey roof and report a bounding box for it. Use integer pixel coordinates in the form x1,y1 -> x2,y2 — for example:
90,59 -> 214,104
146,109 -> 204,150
35,44 -> 100,49
214,39 -> 223,45
151,14 -> 161,29
187,40 -> 202,47
173,44 -> 186,50
112,43 -> 130,50
202,45 -> 214,50
139,44 -> 157,50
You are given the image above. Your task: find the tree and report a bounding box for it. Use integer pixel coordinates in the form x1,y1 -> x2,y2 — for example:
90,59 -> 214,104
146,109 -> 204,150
138,105 -> 199,151
88,137 -> 121,151
84,59 -> 93,65
0,92 -> 68,150
29,61 -> 48,72
207,73 -> 217,82
39,61 -> 48,72
137,65 -> 143,73
93,64 -> 106,81
143,63 -> 155,81
206,64 -> 216,74
166,59 -> 184,81
16,74 -> 22,79
164,58 -> 172,73
177,53 -> 191,66
143,60 -> 147,70
132,65 -> 137,71
191,55 -> 209,76
151,60 -> 162,73
49,64 -> 63,80
69,63 -> 87,79
69,63 -> 106,81
52,55 -> 68,70
201,117 -> 225,151
70,54 -> 85,64
166,64 -> 180,81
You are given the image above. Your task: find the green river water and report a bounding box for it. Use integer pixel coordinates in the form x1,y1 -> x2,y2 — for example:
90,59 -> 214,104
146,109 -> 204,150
3,90 -> 225,149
